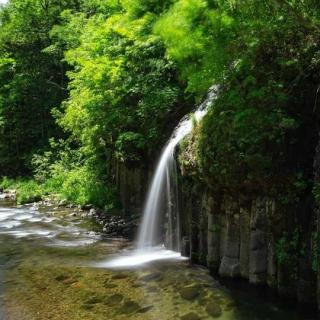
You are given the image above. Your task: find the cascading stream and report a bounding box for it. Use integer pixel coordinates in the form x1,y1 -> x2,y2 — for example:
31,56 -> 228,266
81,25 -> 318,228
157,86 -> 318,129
137,86 -> 218,251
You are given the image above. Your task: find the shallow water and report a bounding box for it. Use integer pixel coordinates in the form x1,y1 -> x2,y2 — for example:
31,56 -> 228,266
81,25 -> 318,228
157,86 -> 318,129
0,199 -> 315,320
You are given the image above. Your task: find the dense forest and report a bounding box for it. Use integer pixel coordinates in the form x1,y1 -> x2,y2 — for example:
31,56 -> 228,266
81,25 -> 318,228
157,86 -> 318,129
0,0 -> 318,208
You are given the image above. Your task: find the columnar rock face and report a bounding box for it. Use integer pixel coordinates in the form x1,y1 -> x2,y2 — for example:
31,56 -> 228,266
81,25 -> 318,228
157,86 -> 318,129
313,132 -> 320,312
114,158 -> 318,309
249,198 -> 268,284
179,180 -> 317,307
114,161 -> 150,215
219,197 -> 241,278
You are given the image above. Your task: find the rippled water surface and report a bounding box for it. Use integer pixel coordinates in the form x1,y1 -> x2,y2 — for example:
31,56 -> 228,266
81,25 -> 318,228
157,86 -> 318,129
0,199 -> 315,320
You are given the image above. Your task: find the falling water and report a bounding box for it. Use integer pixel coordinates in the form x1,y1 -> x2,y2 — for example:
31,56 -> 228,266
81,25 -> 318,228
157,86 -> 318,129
99,86 -> 218,268
137,86 -> 218,251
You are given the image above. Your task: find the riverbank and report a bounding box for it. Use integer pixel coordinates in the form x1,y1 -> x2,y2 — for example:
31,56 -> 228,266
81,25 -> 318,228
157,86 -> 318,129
0,174 -> 115,209
0,182 -> 139,243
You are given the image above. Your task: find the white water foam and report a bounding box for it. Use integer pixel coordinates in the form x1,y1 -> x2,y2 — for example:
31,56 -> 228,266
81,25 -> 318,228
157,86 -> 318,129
94,246 -> 187,269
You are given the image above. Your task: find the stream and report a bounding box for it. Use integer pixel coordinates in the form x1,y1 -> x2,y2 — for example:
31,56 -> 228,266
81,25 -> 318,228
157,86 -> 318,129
0,199 -> 315,320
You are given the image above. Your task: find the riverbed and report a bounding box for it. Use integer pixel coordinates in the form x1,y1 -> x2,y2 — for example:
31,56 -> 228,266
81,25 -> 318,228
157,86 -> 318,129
0,199 -> 315,320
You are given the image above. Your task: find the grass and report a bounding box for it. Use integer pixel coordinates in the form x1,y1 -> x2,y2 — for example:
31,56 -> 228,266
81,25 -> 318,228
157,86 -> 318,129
0,172 -> 117,208
0,177 -> 45,204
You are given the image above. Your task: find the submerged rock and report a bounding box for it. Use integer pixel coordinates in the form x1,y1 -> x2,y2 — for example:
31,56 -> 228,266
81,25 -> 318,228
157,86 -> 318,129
137,305 -> 153,313
54,274 -> 77,284
180,312 -> 201,320
55,274 -> 69,281
139,271 -> 162,282
146,286 -> 158,293
224,301 -> 235,311
81,303 -> 94,310
179,284 -> 200,300
85,296 -> 103,305
105,293 -> 124,306
206,302 -> 222,318
111,273 -> 129,280
118,300 -> 141,314
104,282 -> 117,289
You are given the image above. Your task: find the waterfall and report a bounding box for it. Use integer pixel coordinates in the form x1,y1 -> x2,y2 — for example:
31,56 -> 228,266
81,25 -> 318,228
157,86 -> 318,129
100,86 -> 218,268
137,86 -> 218,251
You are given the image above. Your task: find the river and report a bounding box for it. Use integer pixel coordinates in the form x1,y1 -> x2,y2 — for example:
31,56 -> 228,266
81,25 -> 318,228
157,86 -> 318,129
0,198 -> 315,320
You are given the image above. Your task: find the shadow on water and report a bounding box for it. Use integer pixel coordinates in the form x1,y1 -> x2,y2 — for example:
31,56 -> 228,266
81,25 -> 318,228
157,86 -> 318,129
218,277 -> 317,320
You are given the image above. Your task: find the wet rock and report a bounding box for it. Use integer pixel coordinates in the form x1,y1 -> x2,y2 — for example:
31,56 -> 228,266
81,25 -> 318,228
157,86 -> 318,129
93,213 -> 139,239
89,208 -> 97,217
180,312 -> 201,320
179,284 -> 200,300
1,189 -> 16,199
58,199 -> 68,207
206,302 -> 222,318
139,271 -> 162,282
81,204 -> 94,211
